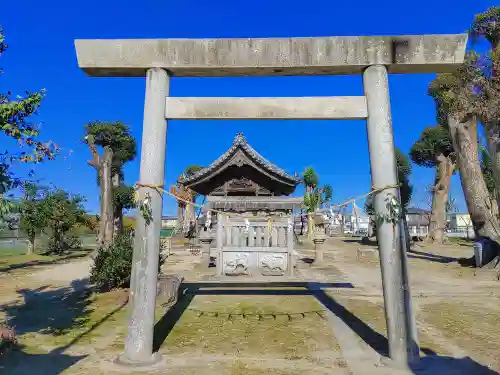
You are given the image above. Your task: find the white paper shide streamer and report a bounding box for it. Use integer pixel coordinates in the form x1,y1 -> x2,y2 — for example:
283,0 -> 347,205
205,210 -> 212,229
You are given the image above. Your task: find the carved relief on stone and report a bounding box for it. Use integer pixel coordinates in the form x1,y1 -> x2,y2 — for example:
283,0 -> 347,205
260,253 -> 286,276
224,253 -> 249,276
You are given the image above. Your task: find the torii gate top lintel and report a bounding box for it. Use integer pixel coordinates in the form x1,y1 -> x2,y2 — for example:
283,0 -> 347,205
74,34 -> 468,77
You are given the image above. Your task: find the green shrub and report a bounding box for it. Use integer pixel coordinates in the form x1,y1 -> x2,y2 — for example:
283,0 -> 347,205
90,231 -> 165,291
46,234 -> 82,255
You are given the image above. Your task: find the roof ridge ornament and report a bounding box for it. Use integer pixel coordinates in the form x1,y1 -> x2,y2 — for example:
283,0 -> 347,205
233,132 -> 246,145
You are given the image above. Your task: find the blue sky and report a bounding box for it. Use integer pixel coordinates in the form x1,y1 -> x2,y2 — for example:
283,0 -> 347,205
1,0 -> 493,215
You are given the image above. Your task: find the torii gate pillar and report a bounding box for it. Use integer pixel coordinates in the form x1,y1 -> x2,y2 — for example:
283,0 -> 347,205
363,64 -> 419,363
120,67 -> 169,366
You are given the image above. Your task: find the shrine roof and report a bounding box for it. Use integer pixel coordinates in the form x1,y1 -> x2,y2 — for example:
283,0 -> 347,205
179,133 -> 301,189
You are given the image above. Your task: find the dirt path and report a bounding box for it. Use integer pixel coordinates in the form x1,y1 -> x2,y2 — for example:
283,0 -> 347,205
29,258 -> 92,285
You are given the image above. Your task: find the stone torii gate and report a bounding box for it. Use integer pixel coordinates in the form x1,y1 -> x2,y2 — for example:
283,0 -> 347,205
74,34 -> 467,368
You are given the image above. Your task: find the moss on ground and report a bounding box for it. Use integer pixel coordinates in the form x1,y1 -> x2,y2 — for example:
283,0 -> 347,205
161,293 -> 339,359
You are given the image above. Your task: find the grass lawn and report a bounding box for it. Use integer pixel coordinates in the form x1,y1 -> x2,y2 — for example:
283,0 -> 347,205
0,247 -> 27,257
332,296 -> 450,357
420,300 -> 500,370
161,293 -> 339,358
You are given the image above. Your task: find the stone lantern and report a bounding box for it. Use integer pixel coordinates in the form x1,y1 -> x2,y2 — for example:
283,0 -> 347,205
198,227 -> 214,262
313,214 -> 327,263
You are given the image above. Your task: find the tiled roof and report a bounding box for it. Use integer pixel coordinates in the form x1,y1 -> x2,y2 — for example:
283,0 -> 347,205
179,132 -> 301,185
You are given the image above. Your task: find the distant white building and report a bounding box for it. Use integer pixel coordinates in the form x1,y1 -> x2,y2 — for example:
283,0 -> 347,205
293,210 -> 369,236
343,214 -> 369,234
405,208 -> 430,237
447,212 -> 474,238
161,216 -> 178,229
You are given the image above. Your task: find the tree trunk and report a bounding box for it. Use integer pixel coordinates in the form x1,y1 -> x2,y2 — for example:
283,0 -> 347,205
183,201 -> 195,237
28,234 -> 35,255
176,203 -> 184,234
52,227 -> 64,254
113,202 -> 123,237
112,173 -> 123,237
97,189 -> 103,244
305,185 -> 314,240
427,154 -> 454,244
99,146 -> 114,245
485,129 -> 500,216
307,213 -> 314,239
485,38 -> 500,216
448,115 -> 500,242
402,213 -> 411,251
490,195 -> 499,218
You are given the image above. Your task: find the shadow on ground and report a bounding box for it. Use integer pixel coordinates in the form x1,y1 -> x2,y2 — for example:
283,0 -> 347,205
299,257 -> 315,264
0,343 -> 87,375
153,281 -> 498,375
2,279 -> 92,336
407,249 -> 459,264
343,237 -> 379,246
344,238 -> 462,265
410,354 -> 498,375
0,282 -> 129,375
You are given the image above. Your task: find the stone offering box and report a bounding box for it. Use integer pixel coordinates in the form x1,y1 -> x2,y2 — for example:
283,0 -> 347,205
216,216 -> 294,277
